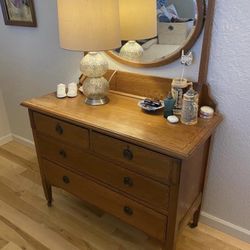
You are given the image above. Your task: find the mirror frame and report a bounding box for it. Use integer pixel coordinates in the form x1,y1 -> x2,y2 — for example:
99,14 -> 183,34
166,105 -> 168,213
106,0 -> 206,68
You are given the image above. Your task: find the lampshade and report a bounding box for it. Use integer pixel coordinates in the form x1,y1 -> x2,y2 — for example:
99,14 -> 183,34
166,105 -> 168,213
119,0 -> 157,41
57,0 -> 121,52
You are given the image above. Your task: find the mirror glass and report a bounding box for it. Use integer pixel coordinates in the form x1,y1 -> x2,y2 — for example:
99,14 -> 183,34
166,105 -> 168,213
106,0 -> 205,67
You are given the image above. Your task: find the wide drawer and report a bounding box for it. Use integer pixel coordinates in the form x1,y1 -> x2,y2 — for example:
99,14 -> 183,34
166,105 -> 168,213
92,131 -> 179,184
43,159 -> 167,240
38,135 -> 169,212
33,112 -> 89,150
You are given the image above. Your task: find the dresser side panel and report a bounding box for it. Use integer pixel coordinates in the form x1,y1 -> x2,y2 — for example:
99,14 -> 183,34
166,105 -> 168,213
177,139 -> 211,230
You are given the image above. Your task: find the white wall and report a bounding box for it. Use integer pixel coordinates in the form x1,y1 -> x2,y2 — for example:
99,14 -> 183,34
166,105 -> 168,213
0,0 -> 249,242
0,89 -> 11,144
202,0 -> 250,242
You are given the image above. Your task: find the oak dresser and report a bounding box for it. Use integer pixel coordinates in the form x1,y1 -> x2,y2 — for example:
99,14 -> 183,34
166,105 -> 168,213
22,71 -> 222,250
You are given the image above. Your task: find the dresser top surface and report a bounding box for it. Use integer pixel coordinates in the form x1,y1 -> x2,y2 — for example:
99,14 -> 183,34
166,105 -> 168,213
22,92 -> 222,159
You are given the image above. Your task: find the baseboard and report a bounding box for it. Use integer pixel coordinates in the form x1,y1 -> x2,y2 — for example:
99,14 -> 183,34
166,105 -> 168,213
201,211 -> 250,243
12,134 -> 34,148
0,134 -> 13,146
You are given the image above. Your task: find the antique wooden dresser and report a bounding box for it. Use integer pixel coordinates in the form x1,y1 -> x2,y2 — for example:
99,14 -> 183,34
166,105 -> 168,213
22,71 -> 222,250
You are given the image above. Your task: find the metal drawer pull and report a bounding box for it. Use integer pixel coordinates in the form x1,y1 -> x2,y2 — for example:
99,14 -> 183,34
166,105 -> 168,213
55,124 -> 63,135
59,149 -> 67,158
123,148 -> 133,161
123,176 -> 133,187
124,206 -> 133,216
62,175 -> 70,184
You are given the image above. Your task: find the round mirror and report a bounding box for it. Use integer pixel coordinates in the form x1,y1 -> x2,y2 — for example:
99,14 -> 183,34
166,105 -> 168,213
106,0 -> 205,68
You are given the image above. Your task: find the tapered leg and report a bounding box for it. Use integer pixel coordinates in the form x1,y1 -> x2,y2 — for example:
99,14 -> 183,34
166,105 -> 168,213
189,205 -> 201,228
41,180 -> 52,207
162,240 -> 176,250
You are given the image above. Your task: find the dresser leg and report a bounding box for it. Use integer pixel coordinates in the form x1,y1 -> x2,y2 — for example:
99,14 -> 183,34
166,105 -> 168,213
42,181 -> 52,207
189,205 -> 201,228
162,240 -> 176,250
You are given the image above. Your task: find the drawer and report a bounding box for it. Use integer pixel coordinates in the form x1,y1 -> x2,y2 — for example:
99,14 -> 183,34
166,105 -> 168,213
38,135 -> 169,212
92,132 -> 179,184
43,159 -> 167,241
33,112 -> 89,150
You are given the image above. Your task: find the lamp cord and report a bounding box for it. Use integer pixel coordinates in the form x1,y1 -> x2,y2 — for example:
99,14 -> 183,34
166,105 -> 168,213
108,70 -> 118,83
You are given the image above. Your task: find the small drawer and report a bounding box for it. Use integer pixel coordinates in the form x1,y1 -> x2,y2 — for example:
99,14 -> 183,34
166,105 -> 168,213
92,132 -> 179,184
33,112 -> 89,150
43,159 -> 167,241
38,135 -> 169,212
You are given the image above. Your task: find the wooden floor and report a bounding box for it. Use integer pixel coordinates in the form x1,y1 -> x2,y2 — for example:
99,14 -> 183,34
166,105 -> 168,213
0,141 -> 249,250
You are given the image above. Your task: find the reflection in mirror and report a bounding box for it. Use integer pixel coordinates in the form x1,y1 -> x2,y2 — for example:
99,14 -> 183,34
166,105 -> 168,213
119,0 -> 157,60
107,0 -> 204,67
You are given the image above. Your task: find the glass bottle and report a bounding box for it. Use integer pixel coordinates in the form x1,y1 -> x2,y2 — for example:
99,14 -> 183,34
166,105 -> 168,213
164,92 -> 176,118
181,86 -> 199,125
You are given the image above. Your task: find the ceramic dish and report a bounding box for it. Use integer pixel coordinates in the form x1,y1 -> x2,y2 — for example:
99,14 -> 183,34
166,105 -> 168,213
138,100 -> 164,112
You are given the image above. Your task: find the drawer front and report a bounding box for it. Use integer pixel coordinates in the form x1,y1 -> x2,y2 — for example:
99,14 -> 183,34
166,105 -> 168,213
33,112 -> 89,150
43,159 -> 167,240
38,135 -> 169,212
92,132 -> 179,184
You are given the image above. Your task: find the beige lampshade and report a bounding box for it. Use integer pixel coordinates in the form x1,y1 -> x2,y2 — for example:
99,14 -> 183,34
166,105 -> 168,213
119,0 -> 157,41
57,0 -> 121,52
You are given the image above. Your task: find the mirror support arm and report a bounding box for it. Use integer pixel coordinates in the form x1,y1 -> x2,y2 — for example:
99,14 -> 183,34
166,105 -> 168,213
198,0 -> 216,92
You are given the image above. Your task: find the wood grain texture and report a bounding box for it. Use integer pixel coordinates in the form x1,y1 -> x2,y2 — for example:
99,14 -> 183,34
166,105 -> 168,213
37,134 -> 170,214
33,112 -> 89,150
1,141 -> 249,250
43,159 -> 167,241
21,92 -> 222,160
92,131 -> 178,185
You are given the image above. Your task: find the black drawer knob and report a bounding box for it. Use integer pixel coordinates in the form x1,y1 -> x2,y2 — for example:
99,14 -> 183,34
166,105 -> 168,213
168,25 -> 174,31
59,149 -> 67,158
123,176 -> 133,187
123,148 -> 133,161
124,206 -> 133,216
62,175 -> 70,184
55,124 -> 64,135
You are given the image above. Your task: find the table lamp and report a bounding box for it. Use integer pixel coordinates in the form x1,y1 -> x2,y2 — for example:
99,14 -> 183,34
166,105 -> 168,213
57,0 -> 121,105
119,0 -> 157,60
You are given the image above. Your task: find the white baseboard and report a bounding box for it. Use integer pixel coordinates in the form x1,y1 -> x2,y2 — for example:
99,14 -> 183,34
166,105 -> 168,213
12,134 -> 34,148
0,134 -> 13,146
201,211 -> 250,243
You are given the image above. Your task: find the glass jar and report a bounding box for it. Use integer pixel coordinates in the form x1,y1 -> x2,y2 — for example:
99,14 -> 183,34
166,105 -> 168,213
181,86 -> 199,125
171,78 -> 189,115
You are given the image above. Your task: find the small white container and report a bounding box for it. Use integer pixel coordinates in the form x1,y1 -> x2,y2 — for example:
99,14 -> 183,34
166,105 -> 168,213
167,115 -> 179,124
67,82 -> 78,98
57,83 -> 66,98
200,106 -> 214,119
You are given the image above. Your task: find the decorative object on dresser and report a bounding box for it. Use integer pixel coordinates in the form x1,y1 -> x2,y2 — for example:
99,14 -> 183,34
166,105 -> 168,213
57,0 -> 121,105
181,85 -> 199,125
171,78 -> 191,115
118,0 -> 157,60
200,106 -> 215,119
22,70 -> 222,250
164,92 -> 176,118
0,0 -> 37,27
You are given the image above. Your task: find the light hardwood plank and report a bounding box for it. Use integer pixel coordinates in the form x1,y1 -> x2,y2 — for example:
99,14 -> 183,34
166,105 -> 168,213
1,242 -> 23,250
